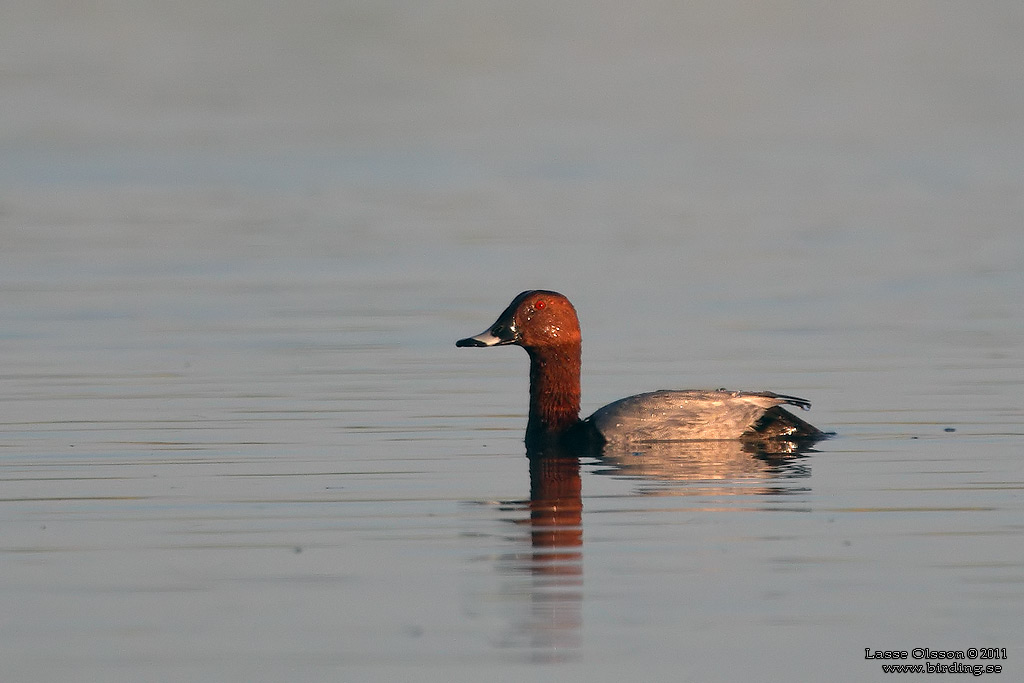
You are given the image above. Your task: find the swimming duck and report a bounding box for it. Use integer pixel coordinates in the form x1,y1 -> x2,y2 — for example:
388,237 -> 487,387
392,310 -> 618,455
457,290 -> 823,450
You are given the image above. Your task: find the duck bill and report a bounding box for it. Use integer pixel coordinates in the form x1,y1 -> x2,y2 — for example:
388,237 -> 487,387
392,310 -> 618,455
456,320 -> 519,347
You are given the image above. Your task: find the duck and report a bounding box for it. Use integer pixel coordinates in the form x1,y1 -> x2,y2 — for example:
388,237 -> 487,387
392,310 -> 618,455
456,290 -> 823,451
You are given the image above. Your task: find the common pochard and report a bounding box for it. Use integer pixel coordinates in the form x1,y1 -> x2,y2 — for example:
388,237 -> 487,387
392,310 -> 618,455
457,290 -> 823,450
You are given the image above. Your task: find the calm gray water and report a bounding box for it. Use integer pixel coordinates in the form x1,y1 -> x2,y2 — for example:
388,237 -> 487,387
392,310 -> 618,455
2,2 -> 1023,682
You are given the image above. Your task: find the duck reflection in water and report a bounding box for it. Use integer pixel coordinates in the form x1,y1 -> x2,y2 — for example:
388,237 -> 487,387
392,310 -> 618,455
593,438 -> 815,498
493,447 -> 583,659
501,437 -> 816,658
526,450 -> 583,555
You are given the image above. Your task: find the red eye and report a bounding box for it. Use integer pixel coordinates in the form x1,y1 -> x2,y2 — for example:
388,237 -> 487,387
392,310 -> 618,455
535,300 -> 546,309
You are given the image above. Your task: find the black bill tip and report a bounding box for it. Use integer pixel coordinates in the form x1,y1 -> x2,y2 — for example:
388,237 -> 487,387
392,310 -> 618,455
456,336 -> 489,347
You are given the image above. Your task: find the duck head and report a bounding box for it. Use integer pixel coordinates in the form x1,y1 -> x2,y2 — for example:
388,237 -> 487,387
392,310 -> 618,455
456,290 -> 581,350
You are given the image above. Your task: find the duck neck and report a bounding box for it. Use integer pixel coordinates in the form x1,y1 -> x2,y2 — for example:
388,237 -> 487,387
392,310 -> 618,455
525,342 -> 582,441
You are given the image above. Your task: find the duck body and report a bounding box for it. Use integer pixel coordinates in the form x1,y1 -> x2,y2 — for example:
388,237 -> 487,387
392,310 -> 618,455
584,389 -> 818,444
457,290 -> 823,450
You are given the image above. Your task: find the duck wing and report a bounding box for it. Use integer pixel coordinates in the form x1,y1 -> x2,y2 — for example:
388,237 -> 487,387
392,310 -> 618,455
584,389 -> 821,443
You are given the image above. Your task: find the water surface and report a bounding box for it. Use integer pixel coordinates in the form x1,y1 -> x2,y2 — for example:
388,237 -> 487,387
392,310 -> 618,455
2,2 -> 1022,681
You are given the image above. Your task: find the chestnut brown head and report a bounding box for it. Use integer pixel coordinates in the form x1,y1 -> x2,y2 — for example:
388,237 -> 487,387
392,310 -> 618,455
456,290 -> 581,350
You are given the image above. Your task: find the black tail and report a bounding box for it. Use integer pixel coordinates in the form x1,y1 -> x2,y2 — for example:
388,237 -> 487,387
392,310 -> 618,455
747,405 -> 824,441
766,392 -> 813,412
